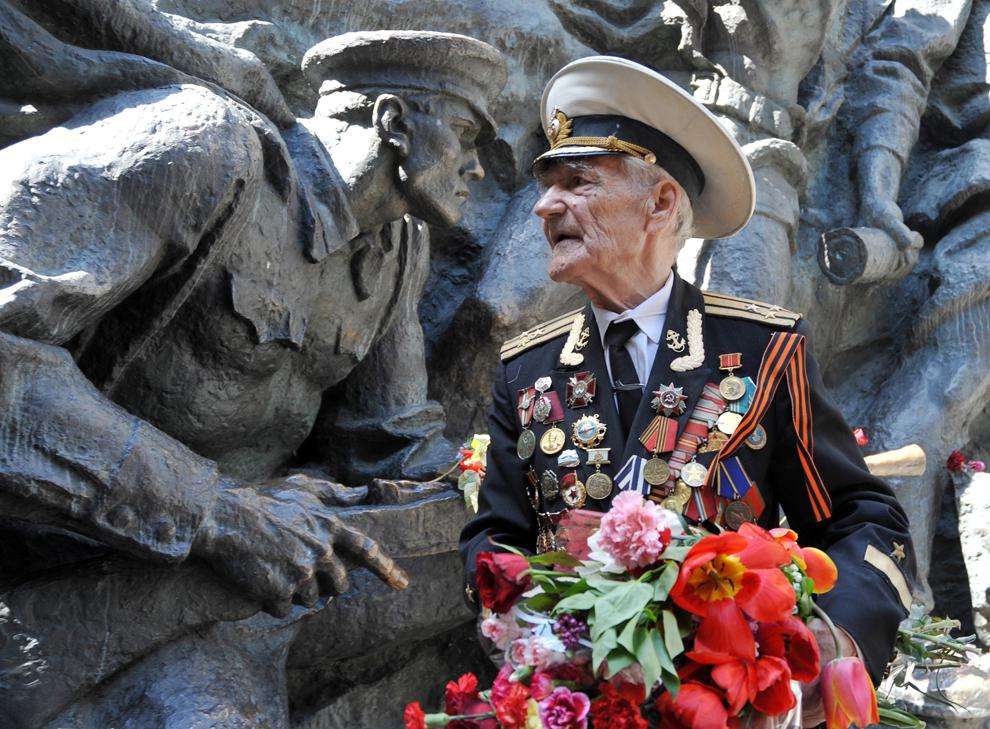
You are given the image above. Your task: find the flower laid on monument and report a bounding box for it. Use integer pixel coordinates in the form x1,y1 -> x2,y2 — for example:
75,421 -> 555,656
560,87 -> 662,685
459,434 -> 492,512
852,428 -> 869,447
405,493 -> 876,729
945,449 -> 985,474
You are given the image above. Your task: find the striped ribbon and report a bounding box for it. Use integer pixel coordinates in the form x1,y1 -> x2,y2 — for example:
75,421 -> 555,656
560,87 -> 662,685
703,332 -> 832,522
659,383 -> 726,518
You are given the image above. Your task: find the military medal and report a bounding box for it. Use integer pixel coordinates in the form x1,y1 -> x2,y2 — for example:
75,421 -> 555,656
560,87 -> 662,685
745,424 -> 767,450
727,376 -> 756,415
718,353 -> 746,401
715,456 -> 753,500
572,414 -> 607,450
679,459 -> 708,488
661,480 -> 693,513
643,456 -> 670,487
540,423 -> 566,455
651,382 -> 688,416
532,377 -> 554,423
585,447 -> 613,500
640,414 -> 678,455
560,472 -> 587,508
566,371 -> 596,408
724,500 -> 755,530
540,469 -> 559,501
516,387 -> 537,460
698,429 -> 729,453
716,411 -> 743,435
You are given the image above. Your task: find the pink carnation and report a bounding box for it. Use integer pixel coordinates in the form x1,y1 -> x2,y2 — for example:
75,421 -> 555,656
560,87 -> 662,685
596,491 -> 683,570
481,609 -> 524,650
509,635 -> 567,671
539,687 -> 591,729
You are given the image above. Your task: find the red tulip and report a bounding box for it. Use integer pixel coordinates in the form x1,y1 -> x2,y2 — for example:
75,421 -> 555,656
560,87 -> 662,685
757,616 -> 821,683
821,657 -> 879,729
475,551 -> 531,613
656,682 -> 730,729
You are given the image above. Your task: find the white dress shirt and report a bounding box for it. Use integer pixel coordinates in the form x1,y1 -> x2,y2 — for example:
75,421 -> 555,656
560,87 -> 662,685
591,273 -> 674,387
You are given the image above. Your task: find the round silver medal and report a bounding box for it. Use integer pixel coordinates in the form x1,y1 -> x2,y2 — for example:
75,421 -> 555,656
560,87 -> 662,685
679,460 -> 708,488
516,429 -> 536,459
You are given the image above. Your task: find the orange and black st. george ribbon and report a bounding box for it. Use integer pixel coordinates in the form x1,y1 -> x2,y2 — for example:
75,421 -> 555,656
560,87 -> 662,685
705,332 -> 832,522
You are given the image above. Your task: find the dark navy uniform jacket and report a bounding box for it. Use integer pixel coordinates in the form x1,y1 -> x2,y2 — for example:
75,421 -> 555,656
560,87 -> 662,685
460,273 -> 915,683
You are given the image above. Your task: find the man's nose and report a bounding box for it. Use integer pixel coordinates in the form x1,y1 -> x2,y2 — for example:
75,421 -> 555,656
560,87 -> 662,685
460,151 -> 484,182
532,185 -> 566,220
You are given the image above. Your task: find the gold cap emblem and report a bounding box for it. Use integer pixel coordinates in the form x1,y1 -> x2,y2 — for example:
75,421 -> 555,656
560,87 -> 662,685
547,108 -> 573,147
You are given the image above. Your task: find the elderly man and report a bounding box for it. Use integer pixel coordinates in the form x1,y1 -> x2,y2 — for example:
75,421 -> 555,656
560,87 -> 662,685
459,56 -> 914,718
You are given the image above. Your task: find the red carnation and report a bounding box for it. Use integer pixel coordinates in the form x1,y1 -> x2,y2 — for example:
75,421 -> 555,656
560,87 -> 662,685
446,673 -> 480,714
403,701 -> 427,729
491,665 -> 531,728
947,450 -> 967,472
589,681 -> 648,729
475,551 -> 531,613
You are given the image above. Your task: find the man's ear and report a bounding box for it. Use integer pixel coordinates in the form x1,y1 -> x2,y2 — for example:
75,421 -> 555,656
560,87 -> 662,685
648,178 -> 680,231
373,94 -> 411,158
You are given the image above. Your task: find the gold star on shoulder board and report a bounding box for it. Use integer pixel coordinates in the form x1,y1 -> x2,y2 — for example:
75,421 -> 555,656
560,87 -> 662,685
890,542 -> 906,563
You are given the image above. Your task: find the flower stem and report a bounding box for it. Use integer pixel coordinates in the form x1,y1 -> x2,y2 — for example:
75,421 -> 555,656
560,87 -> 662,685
811,602 -> 844,658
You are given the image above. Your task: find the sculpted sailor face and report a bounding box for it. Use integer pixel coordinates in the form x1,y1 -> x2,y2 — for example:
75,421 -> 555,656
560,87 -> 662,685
378,92 -> 486,227
533,155 -> 692,311
302,31 -> 504,233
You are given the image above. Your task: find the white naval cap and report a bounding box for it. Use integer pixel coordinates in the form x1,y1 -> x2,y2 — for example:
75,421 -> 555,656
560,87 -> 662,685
535,56 -> 756,239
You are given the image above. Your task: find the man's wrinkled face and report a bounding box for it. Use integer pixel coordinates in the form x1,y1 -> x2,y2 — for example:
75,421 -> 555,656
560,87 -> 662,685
399,95 -> 485,228
532,156 -> 652,286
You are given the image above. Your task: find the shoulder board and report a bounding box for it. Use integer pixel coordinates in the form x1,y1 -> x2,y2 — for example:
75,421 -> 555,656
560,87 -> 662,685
500,308 -> 584,361
702,291 -> 802,328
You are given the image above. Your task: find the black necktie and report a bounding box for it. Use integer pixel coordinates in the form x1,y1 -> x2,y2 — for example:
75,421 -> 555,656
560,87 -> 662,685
604,319 -> 642,441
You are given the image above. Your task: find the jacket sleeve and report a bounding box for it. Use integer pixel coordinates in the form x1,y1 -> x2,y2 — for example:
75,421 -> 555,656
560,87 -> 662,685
845,0 -> 970,165
767,321 -> 915,683
458,359 -> 538,609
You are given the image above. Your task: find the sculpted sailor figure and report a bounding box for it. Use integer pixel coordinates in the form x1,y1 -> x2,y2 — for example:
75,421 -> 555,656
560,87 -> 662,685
0,28 -> 506,726
460,57 -> 915,725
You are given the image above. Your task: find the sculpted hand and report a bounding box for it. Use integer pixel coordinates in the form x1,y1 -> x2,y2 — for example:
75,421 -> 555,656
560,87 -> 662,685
193,478 -> 408,617
800,617 -> 860,728
857,147 -> 924,269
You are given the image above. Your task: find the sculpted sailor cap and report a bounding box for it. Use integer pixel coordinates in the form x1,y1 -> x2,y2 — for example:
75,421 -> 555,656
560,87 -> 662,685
535,56 -> 756,239
303,31 -> 508,143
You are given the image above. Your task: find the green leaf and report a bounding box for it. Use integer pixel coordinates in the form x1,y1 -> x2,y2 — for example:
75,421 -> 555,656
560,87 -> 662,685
525,593 -> 558,612
553,592 -> 598,614
662,545 -> 692,562
629,625 -> 664,692
591,582 -> 654,641
616,616 -> 639,654
585,573 -> 629,591
653,562 -> 679,601
878,703 -> 926,729
527,551 -> 582,568
592,627 -> 618,675
662,609 -> 684,659
560,579 -> 590,598
604,647 -> 637,678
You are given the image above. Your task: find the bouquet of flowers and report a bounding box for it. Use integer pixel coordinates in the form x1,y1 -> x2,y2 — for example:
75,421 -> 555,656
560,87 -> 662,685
404,492 -> 879,729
